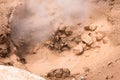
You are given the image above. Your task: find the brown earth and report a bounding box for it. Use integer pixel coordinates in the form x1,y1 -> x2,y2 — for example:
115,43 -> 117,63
0,0 -> 120,80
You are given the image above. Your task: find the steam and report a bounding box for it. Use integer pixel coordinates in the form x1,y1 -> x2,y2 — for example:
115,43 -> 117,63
11,0 -> 91,55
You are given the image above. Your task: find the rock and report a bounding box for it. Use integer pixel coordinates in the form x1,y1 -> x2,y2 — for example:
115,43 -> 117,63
0,44 -> 10,58
54,69 -> 63,78
60,34 -> 67,38
65,27 -> 72,36
0,58 -> 13,66
17,58 -> 26,64
74,36 -> 82,44
90,42 -> 100,48
102,37 -> 108,44
73,43 -> 84,55
88,32 -> 97,42
4,62 -> 13,66
46,27 -> 73,53
62,68 -> 71,78
0,65 -> 45,80
96,32 -> 105,41
0,44 -> 8,50
80,76 -> 86,80
84,46 -> 91,51
84,25 -> 97,31
0,49 -> 9,58
47,68 -> 71,79
81,33 -> 93,45
47,70 -> 55,77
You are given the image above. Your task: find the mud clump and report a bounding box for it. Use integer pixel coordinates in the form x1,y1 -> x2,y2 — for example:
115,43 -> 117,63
84,25 -> 97,31
0,27 -> 11,58
0,3 -> 11,58
4,62 -> 13,66
96,32 -> 105,41
0,44 -> 10,58
45,27 -> 74,53
47,68 -> 72,80
17,57 -> 27,64
73,42 -> 85,55
72,25 -> 106,55
45,25 -> 105,55
81,33 -> 93,46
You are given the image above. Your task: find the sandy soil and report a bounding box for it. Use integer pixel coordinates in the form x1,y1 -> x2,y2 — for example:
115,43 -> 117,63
0,0 -> 120,80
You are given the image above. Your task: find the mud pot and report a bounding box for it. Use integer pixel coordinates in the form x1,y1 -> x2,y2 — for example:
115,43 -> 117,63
0,0 -> 120,80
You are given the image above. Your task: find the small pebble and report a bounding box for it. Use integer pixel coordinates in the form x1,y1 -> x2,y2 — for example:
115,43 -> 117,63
73,44 -> 84,55
84,25 -> 97,31
96,32 -> 105,41
80,76 -> 86,80
81,33 -> 93,45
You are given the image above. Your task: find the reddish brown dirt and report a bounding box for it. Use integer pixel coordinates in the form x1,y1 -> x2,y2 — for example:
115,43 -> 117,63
0,0 -> 120,80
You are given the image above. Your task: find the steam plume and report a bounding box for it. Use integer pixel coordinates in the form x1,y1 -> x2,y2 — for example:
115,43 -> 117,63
11,0 -> 91,56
